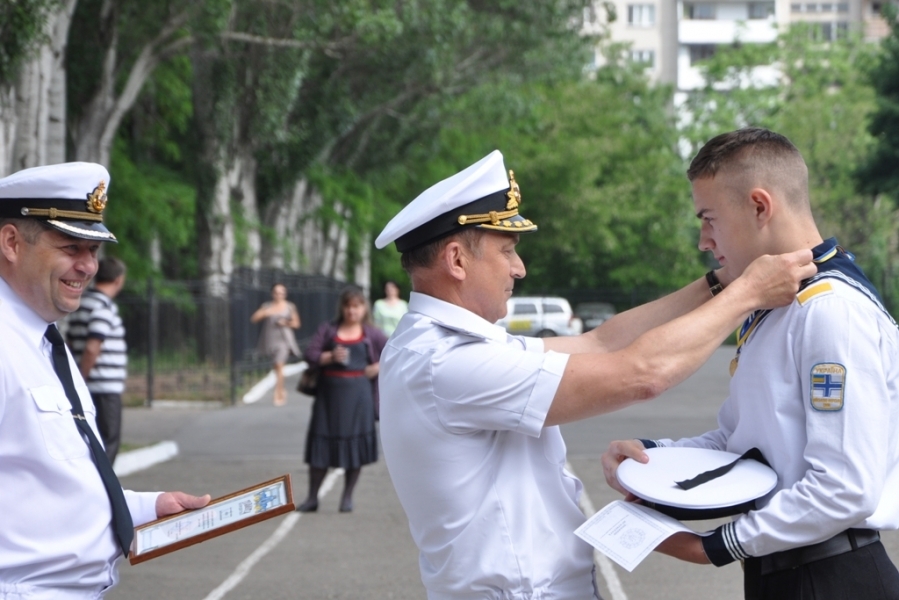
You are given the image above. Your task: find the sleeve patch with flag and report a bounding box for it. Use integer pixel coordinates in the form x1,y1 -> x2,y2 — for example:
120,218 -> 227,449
810,363 -> 846,411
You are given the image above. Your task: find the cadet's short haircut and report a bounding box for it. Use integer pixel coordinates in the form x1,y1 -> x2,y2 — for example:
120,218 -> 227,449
687,127 -> 810,209
400,228 -> 483,273
95,256 -> 126,283
0,218 -> 48,244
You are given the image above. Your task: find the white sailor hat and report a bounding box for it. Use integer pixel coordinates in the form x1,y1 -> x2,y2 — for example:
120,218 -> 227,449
617,447 -> 777,520
375,150 -> 537,252
0,162 -> 117,242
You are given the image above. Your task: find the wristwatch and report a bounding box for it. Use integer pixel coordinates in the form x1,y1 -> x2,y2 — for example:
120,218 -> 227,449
705,270 -> 724,297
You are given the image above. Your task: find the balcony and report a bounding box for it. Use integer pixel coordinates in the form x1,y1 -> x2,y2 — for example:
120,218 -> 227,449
680,18 -> 778,44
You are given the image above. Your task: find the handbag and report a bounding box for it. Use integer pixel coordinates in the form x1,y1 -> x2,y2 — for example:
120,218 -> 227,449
297,365 -> 319,395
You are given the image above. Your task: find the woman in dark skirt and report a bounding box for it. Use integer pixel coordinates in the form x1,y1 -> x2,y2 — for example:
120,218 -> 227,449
297,285 -> 388,513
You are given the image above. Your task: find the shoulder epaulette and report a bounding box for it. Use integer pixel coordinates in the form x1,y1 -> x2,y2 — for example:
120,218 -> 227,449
797,281 -> 834,306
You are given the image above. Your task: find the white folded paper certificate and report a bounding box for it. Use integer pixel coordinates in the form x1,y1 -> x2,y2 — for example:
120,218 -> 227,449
575,500 -> 698,572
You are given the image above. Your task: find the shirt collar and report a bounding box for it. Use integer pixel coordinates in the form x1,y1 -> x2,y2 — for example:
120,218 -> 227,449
0,274 -> 55,347
408,291 -> 509,342
812,237 -> 840,264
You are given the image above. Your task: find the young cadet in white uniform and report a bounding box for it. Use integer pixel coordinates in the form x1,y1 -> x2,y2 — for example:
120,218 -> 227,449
602,128 -> 899,600
374,149 -> 818,599
0,163 -> 210,599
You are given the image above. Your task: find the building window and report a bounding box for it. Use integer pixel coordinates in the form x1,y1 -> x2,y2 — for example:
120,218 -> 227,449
804,3 -> 819,11
749,2 -> 775,18
821,3 -> 834,11
628,4 -> 656,26
685,3 -> 716,19
791,3 -> 802,12
689,44 -> 717,64
815,20 -> 849,40
630,49 -> 656,67
837,2 -> 849,11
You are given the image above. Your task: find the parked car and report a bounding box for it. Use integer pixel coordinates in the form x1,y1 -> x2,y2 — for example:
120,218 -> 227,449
497,297 -> 583,337
574,302 -> 617,331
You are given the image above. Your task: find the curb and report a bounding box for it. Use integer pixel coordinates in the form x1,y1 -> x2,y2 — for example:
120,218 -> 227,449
114,440 -> 179,477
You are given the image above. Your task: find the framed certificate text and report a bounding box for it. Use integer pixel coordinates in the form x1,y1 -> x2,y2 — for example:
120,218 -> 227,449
129,474 -> 295,565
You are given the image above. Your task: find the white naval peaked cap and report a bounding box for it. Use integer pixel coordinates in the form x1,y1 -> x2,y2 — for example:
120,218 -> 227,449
0,162 -> 117,242
375,150 -> 537,252
617,447 -> 777,521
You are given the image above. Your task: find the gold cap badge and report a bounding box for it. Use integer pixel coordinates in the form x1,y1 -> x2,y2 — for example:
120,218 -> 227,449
506,170 -> 520,210
86,181 -> 107,214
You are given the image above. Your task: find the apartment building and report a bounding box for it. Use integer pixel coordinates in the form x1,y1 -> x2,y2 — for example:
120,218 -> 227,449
594,0 -> 894,90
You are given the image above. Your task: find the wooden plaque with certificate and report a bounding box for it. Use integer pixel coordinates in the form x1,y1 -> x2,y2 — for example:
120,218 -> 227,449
129,474 -> 295,565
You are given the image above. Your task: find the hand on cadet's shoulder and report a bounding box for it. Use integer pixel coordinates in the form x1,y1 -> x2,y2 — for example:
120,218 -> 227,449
730,249 -> 816,309
155,491 -> 212,518
601,439 -> 648,498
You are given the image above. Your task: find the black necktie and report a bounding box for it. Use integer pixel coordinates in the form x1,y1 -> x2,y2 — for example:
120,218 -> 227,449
44,324 -> 134,555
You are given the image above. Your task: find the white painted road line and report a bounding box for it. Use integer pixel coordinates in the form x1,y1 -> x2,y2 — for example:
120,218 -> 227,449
567,462 -> 628,600
242,362 -> 308,404
201,468 -> 344,600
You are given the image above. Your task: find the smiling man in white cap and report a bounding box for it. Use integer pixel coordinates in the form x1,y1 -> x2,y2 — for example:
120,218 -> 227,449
0,162 -> 210,599
375,149 -> 817,599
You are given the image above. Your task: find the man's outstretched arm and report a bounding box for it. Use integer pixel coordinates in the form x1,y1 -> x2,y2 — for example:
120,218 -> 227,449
544,249 -> 815,426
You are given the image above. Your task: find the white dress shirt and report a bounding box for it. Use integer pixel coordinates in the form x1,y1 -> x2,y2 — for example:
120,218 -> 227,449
654,274 -> 899,562
379,292 -> 596,600
0,277 -> 159,599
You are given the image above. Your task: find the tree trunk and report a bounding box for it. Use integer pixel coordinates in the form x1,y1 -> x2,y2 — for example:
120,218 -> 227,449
260,177 -> 359,281
196,148 -> 237,365
70,5 -> 191,166
0,0 -> 76,175
0,87 -> 17,176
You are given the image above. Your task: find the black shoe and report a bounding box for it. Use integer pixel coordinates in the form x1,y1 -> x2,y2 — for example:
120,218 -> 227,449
297,499 -> 318,512
339,498 -> 353,513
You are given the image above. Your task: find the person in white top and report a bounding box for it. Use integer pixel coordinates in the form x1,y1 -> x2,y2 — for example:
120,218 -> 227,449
373,149 -> 817,599
0,162 -> 210,599
602,128 -> 899,599
372,279 -> 408,336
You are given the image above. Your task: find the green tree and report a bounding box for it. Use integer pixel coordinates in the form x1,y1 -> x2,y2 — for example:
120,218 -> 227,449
0,0 -> 57,85
252,0 -> 599,278
370,52 -> 703,299
859,5 -> 899,201
106,56 -> 198,284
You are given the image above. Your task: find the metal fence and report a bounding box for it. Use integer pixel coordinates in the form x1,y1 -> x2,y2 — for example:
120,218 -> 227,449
115,269 -> 345,406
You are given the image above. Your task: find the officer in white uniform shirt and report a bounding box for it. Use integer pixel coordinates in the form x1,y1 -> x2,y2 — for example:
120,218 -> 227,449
602,128 -> 899,600
0,163 -> 210,599
374,149 -> 817,599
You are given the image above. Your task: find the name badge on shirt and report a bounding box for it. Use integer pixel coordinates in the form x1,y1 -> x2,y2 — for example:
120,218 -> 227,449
810,363 -> 846,411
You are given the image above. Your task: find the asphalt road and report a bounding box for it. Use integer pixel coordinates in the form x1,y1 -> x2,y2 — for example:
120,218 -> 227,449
108,346 -> 898,600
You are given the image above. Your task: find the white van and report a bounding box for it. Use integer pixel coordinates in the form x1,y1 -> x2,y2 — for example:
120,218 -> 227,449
496,297 -> 583,337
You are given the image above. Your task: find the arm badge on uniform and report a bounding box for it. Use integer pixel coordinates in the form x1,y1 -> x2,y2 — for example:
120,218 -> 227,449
810,363 -> 845,411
